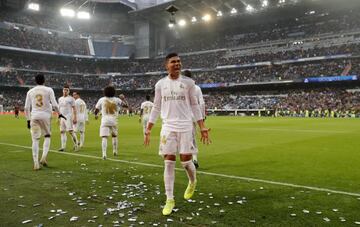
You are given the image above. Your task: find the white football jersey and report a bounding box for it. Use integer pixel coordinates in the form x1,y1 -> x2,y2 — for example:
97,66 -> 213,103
58,96 -> 75,117
75,98 -> 88,122
95,97 -> 123,126
25,85 -> 59,120
148,75 -> 203,132
140,101 -> 154,120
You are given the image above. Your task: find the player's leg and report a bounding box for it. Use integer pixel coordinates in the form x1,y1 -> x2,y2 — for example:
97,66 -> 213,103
59,118 -> 67,151
79,122 -> 85,147
180,131 -> 197,200
192,122 -> 199,168
111,126 -> 118,156
143,119 -> 148,139
159,129 -> 177,215
67,118 -> 78,151
40,118 -> 51,166
100,126 -> 110,159
30,120 -> 41,170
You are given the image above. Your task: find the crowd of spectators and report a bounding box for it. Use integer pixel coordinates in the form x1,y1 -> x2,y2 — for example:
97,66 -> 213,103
167,8 -> 360,53
0,8 -> 132,35
1,87 -> 359,116
204,88 -> 360,115
1,42 -> 360,76
1,57 -> 359,90
0,27 -> 87,55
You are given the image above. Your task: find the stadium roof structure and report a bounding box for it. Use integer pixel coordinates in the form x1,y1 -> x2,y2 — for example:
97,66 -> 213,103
128,0 -> 360,26
129,0 -> 298,24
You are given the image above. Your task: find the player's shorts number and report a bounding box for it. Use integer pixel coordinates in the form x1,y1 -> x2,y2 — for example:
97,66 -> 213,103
35,94 -> 43,107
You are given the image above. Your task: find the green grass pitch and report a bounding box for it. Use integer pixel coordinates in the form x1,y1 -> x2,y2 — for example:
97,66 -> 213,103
0,115 -> 360,226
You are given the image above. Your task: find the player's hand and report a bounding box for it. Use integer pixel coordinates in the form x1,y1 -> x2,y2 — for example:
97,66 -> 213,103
58,114 -> 67,120
200,128 -> 211,145
27,120 -> 31,129
144,129 -> 151,146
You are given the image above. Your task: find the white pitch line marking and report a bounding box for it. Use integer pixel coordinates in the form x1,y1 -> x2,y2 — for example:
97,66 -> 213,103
1,142 -> 359,197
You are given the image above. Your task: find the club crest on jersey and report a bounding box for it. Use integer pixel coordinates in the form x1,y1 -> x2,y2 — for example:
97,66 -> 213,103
179,84 -> 185,89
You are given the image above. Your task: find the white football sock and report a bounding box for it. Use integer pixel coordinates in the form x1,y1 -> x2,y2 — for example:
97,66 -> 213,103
41,137 -> 50,161
112,137 -> 118,154
181,160 -> 196,184
70,132 -> 78,146
192,154 -> 198,162
80,132 -> 85,146
102,137 -> 107,158
32,138 -> 39,166
61,133 -> 67,149
164,160 -> 176,200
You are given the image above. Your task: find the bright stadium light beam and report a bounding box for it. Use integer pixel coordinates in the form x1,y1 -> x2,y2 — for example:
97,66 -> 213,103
201,14 -> 211,22
178,19 -> 186,27
246,5 -> 255,12
230,8 -> 237,14
28,2 -> 40,11
262,0 -> 268,7
168,23 -> 175,28
60,8 -> 75,17
77,11 -> 90,19
217,11 -> 223,17
191,16 -> 197,23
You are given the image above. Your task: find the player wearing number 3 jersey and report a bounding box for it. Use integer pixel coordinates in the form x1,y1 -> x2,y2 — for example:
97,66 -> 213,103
24,74 -> 65,170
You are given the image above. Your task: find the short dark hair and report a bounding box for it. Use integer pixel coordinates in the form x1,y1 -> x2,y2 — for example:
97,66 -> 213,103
146,95 -> 150,101
73,91 -> 80,96
63,84 -> 70,89
165,52 -> 178,62
104,86 -> 116,97
184,70 -> 192,78
35,74 -> 45,85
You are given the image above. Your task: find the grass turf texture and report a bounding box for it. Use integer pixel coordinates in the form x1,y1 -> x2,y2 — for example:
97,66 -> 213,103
0,115 -> 360,226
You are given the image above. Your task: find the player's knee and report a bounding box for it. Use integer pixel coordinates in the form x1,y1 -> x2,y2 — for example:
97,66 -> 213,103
180,154 -> 192,162
164,154 -> 176,161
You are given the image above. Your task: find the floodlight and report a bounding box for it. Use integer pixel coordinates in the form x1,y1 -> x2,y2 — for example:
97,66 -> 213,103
60,8 -> 75,17
77,11 -> 90,19
178,19 -> 186,26
168,23 -> 175,28
28,3 -> 40,11
279,0 -> 286,3
230,8 -> 237,14
217,11 -> 223,17
191,17 -> 197,22
246,5 -> 254,12
262,0 -> 268,7
202,14 -> 211,22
